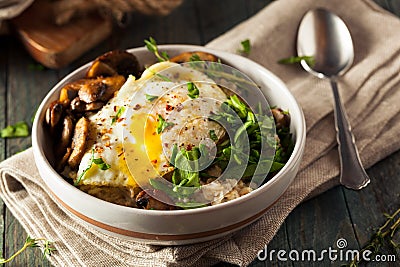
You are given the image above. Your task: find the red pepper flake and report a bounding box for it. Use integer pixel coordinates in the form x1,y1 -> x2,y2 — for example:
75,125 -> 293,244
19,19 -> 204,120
186,144 -> 193,151
133,104 -> 141,110
113,106 -> 117,112
166,104 -> 174,111
117,117 -> 125,123
118,151 -> 124,157
151,159 -> 158,164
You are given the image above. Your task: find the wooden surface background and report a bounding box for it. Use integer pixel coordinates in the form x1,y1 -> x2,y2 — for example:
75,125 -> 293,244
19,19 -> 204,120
0,0 -> 399,266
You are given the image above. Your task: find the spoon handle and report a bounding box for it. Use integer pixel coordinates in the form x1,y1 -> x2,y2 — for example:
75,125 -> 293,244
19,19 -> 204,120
330,80 -> 370,190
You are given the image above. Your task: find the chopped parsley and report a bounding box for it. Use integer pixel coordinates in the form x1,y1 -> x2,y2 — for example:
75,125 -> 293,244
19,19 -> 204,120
0,121 -> 30,138
111,106 -> 125,124
209,129 -> 218,141
189,53 -> 201,62
144,37 -> 169,62
74,149 -> 111,186
145,94 -> 158,102
156,114 -> 174,134
187,82 -> 199,99
278,55 -> 315,66
238,39 -> 251,55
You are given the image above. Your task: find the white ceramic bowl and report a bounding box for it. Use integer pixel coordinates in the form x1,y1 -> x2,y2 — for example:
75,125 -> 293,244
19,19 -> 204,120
32,45 -> 306,245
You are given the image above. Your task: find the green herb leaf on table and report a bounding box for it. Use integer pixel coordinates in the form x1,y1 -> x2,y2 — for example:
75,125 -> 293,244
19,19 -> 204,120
278,55 -> 315,66
187,82 -> 199,99
347,208 -> 400,267
28,63 -> 45,71
0,236 -> 56,264
145,94 -> 158,102
238,39 -> 251,55
156,115 -> 174,134
144,37 -> 169,62
0,121 -> 30,138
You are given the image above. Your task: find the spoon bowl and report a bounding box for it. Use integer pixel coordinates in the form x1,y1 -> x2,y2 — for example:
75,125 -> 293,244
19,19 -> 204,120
297,8 -> 370,190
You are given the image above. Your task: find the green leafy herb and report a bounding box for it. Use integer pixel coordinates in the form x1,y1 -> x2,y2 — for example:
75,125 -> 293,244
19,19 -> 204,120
0,236 -> 56,264
156,115 -> 174,134
238,39 -> 251,54
144,37 -> 169,62
155,72 -> 172,82
145,94 -> 158,102
146,68 -> 172,82
187,82 -> 199,99
347,208 -> 400,267
111,106 -> 125,125
93,157 -> 111,170
0,121 -> 29,138
28,63 -> 45,71
278,55 -> 315,66
189,53 -> 201,62
74,149 -> 111,185
171,146 -> 202,192
209,130 -> 218,141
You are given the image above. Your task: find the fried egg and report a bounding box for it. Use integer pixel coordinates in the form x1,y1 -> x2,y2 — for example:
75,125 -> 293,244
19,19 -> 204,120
76,61 -> 228,189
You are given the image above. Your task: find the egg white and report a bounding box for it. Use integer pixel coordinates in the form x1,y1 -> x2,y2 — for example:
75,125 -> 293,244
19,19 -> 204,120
75,61 -> 228,189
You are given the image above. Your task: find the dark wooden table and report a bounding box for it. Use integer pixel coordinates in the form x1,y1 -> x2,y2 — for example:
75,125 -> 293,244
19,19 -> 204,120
0,0 -> 399,266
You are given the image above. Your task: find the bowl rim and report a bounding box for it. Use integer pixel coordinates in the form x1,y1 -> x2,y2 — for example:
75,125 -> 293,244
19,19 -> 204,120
32,44 -> 306,217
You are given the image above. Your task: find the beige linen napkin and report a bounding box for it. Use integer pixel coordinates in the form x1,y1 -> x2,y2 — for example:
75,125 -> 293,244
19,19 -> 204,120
1,0 -> 400,266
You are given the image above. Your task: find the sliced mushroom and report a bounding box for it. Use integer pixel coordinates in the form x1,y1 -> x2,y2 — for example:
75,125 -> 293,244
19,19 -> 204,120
78,75 -> 125,103
68,117 -> 89,169
85,101 -> 105,112
59,80 -> 85,106
56,115 -> 75,157
170,51 -> 219,63
45,100 -> 63,132
271,108 -> 290,130
86,50 -> 141,78
70,97 -> 105,113
57,147 -> 72,172
135,189 -> 176,210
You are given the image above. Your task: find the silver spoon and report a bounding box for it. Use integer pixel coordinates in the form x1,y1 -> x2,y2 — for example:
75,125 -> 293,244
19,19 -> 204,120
297,8 -> 370,190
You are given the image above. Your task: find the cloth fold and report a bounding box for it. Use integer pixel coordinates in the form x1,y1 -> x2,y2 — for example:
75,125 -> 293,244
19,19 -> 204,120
1,0 -> 400,266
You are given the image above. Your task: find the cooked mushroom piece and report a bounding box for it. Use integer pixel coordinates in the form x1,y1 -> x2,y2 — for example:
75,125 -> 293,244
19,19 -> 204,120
58,80 -> 85,106
135,189 -> 176,210
170,51 -> 219,63
57,147 -> 72,172
45,100 -> 64,132
78,75 -> 125,103
70,97 -> 105,113
57,115 -> 74,157
68,117 -> 89,169
86,50 -> 141,78
271,108 -> 290,129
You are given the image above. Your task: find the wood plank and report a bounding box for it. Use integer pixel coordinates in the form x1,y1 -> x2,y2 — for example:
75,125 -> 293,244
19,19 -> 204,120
284,186 -> 359,266
245,0 -> 271,18
387,0 -> 400,16
195,0 -> 248,44
249,222 -> 293,267
342,150 -> 400,264
3,38 -> 57,267
0,35 -> 7,262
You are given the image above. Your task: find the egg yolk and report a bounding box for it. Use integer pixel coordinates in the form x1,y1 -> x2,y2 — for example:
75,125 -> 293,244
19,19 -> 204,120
123,113 -> 163,185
